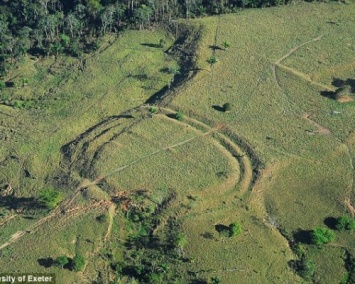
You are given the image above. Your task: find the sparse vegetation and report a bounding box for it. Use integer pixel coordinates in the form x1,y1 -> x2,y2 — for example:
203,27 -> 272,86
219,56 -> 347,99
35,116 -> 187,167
0,3 -> 355,284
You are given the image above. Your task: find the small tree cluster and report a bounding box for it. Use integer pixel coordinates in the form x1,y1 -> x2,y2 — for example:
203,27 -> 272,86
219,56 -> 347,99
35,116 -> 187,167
335,216 -> 355,231
53,254 -> 86,272
298,257 -> 316,280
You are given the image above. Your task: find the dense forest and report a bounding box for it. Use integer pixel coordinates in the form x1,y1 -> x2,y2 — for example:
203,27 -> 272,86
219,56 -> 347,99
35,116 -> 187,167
1,0 -> 293,76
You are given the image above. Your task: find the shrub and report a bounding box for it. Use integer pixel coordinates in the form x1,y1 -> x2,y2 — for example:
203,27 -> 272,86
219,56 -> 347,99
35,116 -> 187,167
149,106 -> 157,113
229,222 -> 242,237
175,111 -> 183,121
54,255 -> 69,268
222,41 -> 231,50
168,65 -> 181,75
336,216 -> 355,230
72,254 -> 86,272
159,39 -> 166,48
207,56 -> 218,65
310,227 -> 335,246
298,257 -> 316,280
96,214 -> 108,223
173,232 -> 188,249
211,276 -> 221,284
38,188 -> 62,209
223,103 -> 231,112
0,80 -> 5,89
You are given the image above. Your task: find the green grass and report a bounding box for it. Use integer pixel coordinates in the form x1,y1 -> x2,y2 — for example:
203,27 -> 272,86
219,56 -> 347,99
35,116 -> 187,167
169,2 -> 355,283
1,3 -> 355,284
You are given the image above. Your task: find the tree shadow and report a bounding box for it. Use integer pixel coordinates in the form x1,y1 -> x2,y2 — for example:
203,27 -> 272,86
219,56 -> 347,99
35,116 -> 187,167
320,77 -> 355,100
332,78 -> 355,90
200,232 -> 214,239
5,82 -> 15,87
324,217 -> 337,230
141,43 -> 161,48
128,74 -> 149,81
159,67 -> 170,74
125,235 -> 161,250
212,105 -> 224,112
37,258 -> 54,268
0,196 -> 43,211
293,229 -> 313,244
215,224 -> 229,233
320,90 -> 336,99
208,45 -> 223,51
190,279 -> 208,284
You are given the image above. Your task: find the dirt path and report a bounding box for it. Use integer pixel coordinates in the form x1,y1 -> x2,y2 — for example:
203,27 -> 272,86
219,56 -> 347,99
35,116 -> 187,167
303,114 -> 331,135
272,34 -> 326,98
104,204 -> 116,241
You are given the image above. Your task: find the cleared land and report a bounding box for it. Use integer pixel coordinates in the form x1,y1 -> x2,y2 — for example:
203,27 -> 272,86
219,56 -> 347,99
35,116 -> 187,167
0,2 -> 354,284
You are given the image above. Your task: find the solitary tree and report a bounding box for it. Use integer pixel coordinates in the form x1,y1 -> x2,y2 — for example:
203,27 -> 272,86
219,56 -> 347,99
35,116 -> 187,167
310,227 -> 335,246
38,188 -> 62,209
229,222 -> 242,237
175,111 -> 183,121
223,103 -> 231,112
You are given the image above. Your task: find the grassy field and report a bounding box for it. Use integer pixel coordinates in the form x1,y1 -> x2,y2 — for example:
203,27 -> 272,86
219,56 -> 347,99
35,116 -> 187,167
0,2 -> 355,284
169,2 -> 355,283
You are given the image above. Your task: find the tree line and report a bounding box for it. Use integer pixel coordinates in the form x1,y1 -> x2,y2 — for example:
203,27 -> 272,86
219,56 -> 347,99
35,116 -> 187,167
1,0 -> 294,76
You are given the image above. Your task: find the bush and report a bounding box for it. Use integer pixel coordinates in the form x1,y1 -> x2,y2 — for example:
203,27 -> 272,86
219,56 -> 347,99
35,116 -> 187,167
336,216 -> 355,230
222,41 -> 231,50
168,65 -> 181,75
173,232 -> 188,249
310,227 -> 335,246
207,56 -> 218,65
229,222 -> 242,237
96,214 -> 108,223
223,103 -> 231,112
149,106 -> 157,113
159,39 -> 166,48
298,257 -> 316,280
175,111 -> 183,121
72,254 -> 86,272
38,188 -> 62,209
211,276 -> 221,284
0,80 -> 5,89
